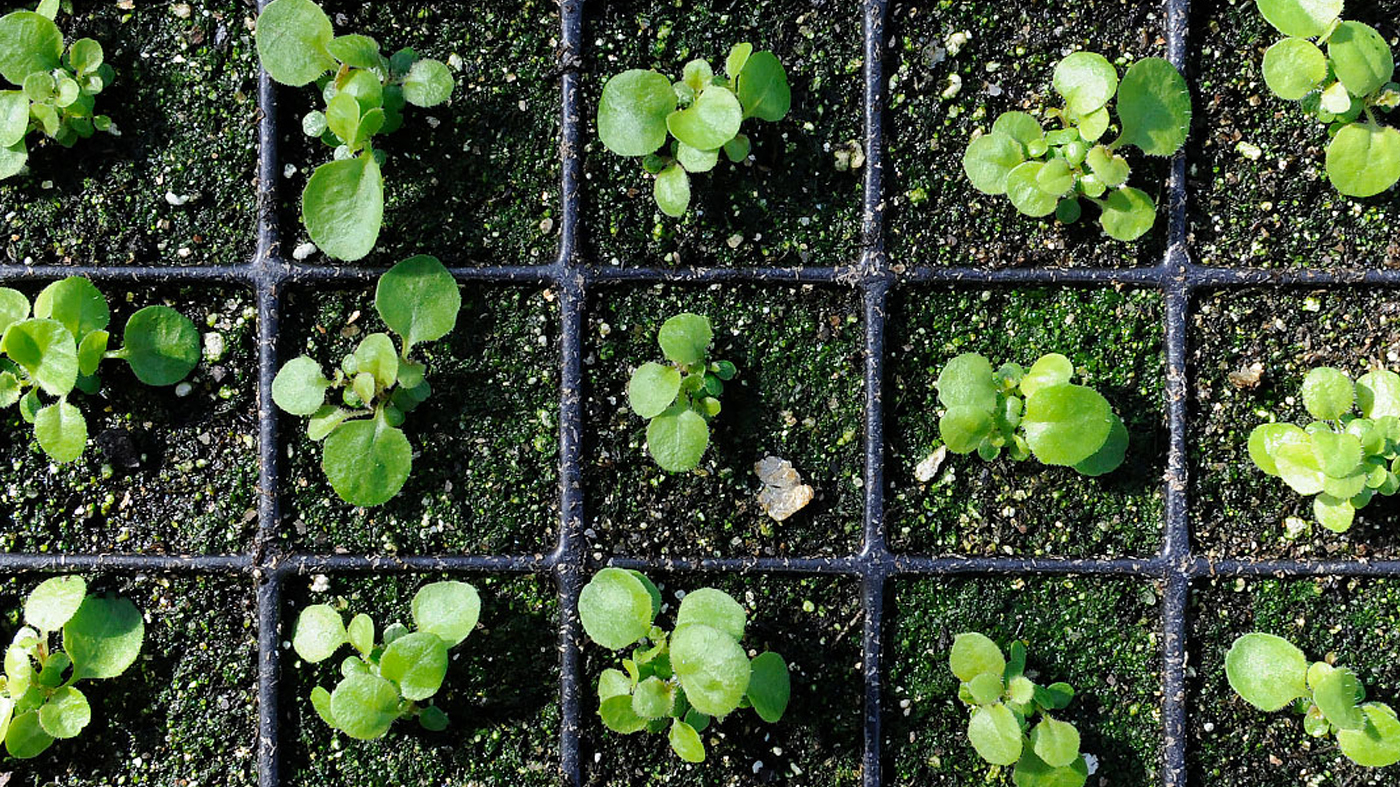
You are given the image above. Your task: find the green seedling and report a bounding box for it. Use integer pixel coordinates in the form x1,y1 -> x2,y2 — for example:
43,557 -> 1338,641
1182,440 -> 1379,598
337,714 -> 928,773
292,580 -> 480,739
0,278 -> 200,463
0,0 -> 118,180
935,352 -> 1127,476
1247,366 -> 1400,534
0,576 -> 144,759
626,313 -> 735,473
272,255 -> 460,507
255,0 -> 455,260
579,568 -> 790,763
1255,0 -> 1400,197
950,633 -> 1089,787
1227,632 -> 1400,767
962,52 -> 1192,241
597,43 -> 791,217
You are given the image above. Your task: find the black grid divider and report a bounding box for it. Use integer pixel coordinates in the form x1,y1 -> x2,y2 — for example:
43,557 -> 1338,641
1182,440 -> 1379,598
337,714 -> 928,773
0,0 -> 1397,783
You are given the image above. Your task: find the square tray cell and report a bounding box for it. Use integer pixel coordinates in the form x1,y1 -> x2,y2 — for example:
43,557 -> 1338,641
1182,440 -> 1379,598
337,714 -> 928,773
1,573 -> 256,787
1190,288 -> 1400,560
1186,0 -> 1400,268
579,572 -> 862,785
275,0 -> 562,266
579,0 -> 865,268
0,284 -> 258,554
885,0 -> 1171,268
583,283 -> 864,559
278,282 -> 560,555
282,572 -> 559,785
884,575 -> 1164,785
0,1 -> 258,266
1189,576 -> 1400,784
886,286 -> 1166,557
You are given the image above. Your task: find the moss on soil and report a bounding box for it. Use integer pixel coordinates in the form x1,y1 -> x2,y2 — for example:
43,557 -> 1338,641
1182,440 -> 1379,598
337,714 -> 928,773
884,576 -> 1163,785
276,0 -> 560,266
1190,288 -> 1400,560
583,284 -> 864,559
0,285 -> 258,554
0,574 -> 257,786
885,0 -> 1170,268
581,572 -> 861,785
0,0 -> 259,267
580,0 -> 864,268
1186,0 -> 1400,268
279,284 -> 558,555
1189,576 -> 1400,785
283,573 -> 559,785
886,286 -> 1165,557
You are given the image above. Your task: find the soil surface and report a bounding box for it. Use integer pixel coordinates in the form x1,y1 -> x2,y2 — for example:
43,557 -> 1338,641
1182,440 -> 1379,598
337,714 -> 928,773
0,0 -> 259,266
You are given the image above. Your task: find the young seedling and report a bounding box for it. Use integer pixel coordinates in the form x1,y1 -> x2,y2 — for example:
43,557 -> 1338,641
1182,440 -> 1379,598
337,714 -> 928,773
962,52 -> 1192,241
934,352 -> 1128,476
255,0 -> 455,260
271,255 -> 460,507
1254,0 -> 1400,197
292,580 -> 480,739
625,313 -> 736,473
0,0 -> 118,180
0,576 -> 145,758
597,43 -> 791,218
1226,632 -> 1400,767
579,569 -> 790,763
949,633 -> 1089,787
0,278 -> 201,463
1247,366 -> 1400,534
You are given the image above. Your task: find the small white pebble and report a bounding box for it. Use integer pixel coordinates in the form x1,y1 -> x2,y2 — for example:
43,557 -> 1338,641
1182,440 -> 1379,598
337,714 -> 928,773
1084,753 -> 1099,775
165,191 -> 190,206
292,241 -> 318,260
752,761 -> 763,775
283,163 -> 297,178
174,382 -> 193,397
310,575 -> 331,593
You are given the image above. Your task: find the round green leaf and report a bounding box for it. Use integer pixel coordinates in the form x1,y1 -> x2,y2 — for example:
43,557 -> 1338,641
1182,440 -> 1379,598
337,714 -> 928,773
108,309 -> 190,390
0,286 -> 27,335
1314,492 -> 1357,532
627,571 -> 662,620
597,69 -> 676,157
1072,412 -> 1128,476
325,33 -> 380,69
24,576 -> 86,631
1262,38 -> 1327,100
1019,354 -> 1074,399
992,111 -> 1044,147
0,137 -> 27,179
646,408 -> 710,472
292,604 -> 346,663
968,702 -> 1023,766
600,694 -> 647,733
676,141 -> 719,173
631,676 -> 674,719
1117,57 -> 1192,156
4,710 -> 53,759
37,686 -> 89,740
417,704 -> 448,732
1030,716 -> 1080,768
1036,158 -> 1075,196
34,401 -> 85,463
330,672 -> 401,740
77,330 -> 108,377
598,668 -> 633,701
302,153 -> 384,262
322,414 -> 411,506
735,50 -> 790,122
375,254 -> 460,349
273,356 -> 331,416
1013,750 -> 1090,787
0,90 -> 29,148
937,352 -> 998,411
968,672 -> 1006,705
950,632 -> 1006,682
658,315 -> 713,367
1302,366 -> 1354,420
1085,146 -> 1131,187
411,580 -> 480,648
0,11 -> 62,85
726,43 -> 753,78
68,38 -> 102,75
1098,186 -> 1157,241
255,0 -> 336,87
1248,422 -> 1306,476
1053,51 -> 1118,116
671,622 -> 751,717
669,719 -> 706,762
1325,122 -> 1400,199
1005,161 -> 1059,217
963,132 -> 1025,195
747,652 -> 790,723
1274,437 -> 1326,495
1022,384 -> 1114,466
1358,370 -> 1400,418
1328,22 -> 1394,98
940,406 -> 995,454
667,85 -> 743,152
675,587 -> 746,641
1255,0 -> 1342,37
347,613 -> 373,656
1224,632 -> 1308,711
1338,702 -> 1400,767
1078,107 -> 1111,142
578,567 -> 655,650
1314,666 -> 1366,731
654,163 -> 691,218
380,630 -> 449,701
403,58 -> 453,108
1311,430 -> 1363,477
2,319 -> 77,396
63,594 -> 144,681
309,685 -> 336,728
628,362 -> 681,419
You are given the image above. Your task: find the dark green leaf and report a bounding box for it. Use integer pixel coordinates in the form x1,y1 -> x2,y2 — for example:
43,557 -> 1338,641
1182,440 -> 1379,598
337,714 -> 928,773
302,153 -> 384,261
321,412 -> 411,506
736,51 -> 790,121
1116,58 -> 1192,156
63,594 -> 144,681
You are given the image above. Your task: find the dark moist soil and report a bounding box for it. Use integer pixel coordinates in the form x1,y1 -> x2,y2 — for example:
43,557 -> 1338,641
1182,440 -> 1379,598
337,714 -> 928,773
884,576 -> 1163,786
0,285 -> 258,554
1189,576 -> 1400,786
283,573 -> 559,785
1186,0 -> 1400,268
1191,289 -> 1400,560
884,0 -> 1171,268
279,284 -> 559,555
886,286 -> 1166,557
0,0 -> 259,267
583,284 -> 865,559
0,574 -> 257,786
581,572 -> 862,786
579,0 -> 865,269
276,0 -> 561,266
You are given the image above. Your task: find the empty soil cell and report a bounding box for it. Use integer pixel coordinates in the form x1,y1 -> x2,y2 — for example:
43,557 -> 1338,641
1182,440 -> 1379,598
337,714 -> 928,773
886,286 -> 1166,557
1,573 -> 256,786
583,283 -> 865,559
884,0 -> 1171,268
1189,576 -> 1400,785
1186,0 -> 1400,268
579,0 -> 865,268
884,575 -> 1163,785
1191,288 -> 1400,560
0,0 -> 259,266
282,572 -> 560,785
580,572 -> 862,785
0,284 -> 258,554
278,283 -> 559,555
275,0 -> 561,266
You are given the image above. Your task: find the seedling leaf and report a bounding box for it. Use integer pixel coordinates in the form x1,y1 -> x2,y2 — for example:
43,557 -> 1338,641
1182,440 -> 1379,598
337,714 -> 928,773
579,567 -> 656,650
1327,22 -> 1394,97
273,356 -> 332,416
37,687 -> 89,740
1255,0 -> 1342,37
675,588 -> 746,641
63,594 -> 144,681
122,306 -> 200,386
646,408 -> 709,472
968,703 -> 1023,766
671,622 -> 751,717
1337,703 -> 1400,767
1225,633 -> 1309,711
950,633 -> 1006,682
597,70 -> 676,157
34,401 -> 85,462
1325,123 -> 1400,198
255,0 -> 336,87
747,652 -> 790,723
24,575 -> 86,631
1053,52 -> 1117,116
411,580 -> 480,648
293,604 -> 346,663
380,631 -> 449,701
374,255 -> 460,350
1263,38 -> 1328,100
669,719 -> 706,762
330,672 -> 401,739
736,51 -> 790,121
1116,58 -> 1192,156
302,153 -> 384,261
1022,384 -> 1113,466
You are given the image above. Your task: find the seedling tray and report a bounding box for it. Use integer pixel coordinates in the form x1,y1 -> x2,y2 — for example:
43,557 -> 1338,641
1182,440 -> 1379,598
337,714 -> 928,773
3,0 -> 1400,784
